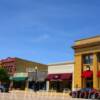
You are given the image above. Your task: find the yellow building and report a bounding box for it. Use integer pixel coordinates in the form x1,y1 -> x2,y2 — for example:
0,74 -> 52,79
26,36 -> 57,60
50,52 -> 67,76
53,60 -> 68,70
72,36 -> 100,90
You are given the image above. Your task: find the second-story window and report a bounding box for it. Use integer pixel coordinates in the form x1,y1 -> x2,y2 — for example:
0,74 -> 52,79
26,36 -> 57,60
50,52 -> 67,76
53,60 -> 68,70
83,54 -> 93,64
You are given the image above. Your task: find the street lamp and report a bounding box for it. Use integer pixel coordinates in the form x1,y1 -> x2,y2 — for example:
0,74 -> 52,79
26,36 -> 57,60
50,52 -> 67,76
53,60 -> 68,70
34,66 -> 38,92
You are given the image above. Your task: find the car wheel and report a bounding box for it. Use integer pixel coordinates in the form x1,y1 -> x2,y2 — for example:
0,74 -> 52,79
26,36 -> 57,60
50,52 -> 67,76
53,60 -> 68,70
90,94 -> 96,99
72,93 -> 76,98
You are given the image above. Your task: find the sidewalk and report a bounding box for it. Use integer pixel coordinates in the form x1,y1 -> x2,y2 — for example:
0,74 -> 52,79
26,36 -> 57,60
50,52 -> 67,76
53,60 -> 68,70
10,90 -> 71,97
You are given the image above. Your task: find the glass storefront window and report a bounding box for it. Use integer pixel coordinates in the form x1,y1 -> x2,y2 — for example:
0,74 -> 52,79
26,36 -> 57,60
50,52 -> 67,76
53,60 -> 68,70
83,54 -> 93,64
97,53 -> 100,71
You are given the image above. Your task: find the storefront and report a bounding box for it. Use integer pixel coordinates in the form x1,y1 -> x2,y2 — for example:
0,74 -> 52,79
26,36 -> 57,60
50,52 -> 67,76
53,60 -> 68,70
12,73 -> 28,90
47,62 -> 74,92
72,36 -> 100,90
47,73 -> 72,92
0,57 -> 48,90
28,71 -> 47,91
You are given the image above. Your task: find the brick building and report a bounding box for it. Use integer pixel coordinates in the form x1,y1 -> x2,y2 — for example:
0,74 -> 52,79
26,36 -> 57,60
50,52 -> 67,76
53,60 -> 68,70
0,57 -> 48,90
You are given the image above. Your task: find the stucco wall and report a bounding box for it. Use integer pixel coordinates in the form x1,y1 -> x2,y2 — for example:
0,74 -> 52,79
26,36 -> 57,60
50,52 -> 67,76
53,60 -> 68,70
48,62 -> 74,91
48,62 -> 74,74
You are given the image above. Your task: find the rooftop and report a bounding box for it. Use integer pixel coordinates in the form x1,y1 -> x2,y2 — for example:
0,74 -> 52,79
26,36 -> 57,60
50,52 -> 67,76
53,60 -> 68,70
48,61 -> 74,66
74,35 -> 100,46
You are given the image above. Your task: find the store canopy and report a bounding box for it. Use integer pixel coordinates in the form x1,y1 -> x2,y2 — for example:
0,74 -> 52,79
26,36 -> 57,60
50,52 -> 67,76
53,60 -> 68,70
61,73 -> 72,80
97,71 -> 100,77
11,73 -> 28,81
82,70 -> 93,78
13,77 -> 27,81
47,73 -> 72,81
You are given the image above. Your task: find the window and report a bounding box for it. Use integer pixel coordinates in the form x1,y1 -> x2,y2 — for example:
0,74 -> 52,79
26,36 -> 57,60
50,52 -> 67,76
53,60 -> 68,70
97,53 -> 100,70
97,53 -> 100,62
83,54 -> 93,64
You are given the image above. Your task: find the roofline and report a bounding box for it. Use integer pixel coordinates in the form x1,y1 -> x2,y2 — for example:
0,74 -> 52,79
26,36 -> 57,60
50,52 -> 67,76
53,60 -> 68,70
72,41 -> 100,49
75,35 -> 100,42
48,61 -> 74,66
0,57 -> 47,66
16,57 -> 48,66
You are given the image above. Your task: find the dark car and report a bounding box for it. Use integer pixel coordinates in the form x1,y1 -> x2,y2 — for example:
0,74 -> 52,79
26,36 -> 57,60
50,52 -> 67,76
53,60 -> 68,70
70,88 -> 89,98
3,83 -> 9,92
0,83 -> 9,93
0,84 -> 5,92
70,88 -> 100,99
89,90 -> 100,99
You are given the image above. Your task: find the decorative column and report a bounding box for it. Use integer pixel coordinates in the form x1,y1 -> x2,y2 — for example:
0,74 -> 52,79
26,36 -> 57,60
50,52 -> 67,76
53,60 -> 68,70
93,53 -> 98,89
72,68 -> 74,91
46,81 -> 50,92
25,79 -> 29,90
74,54 -> 82,90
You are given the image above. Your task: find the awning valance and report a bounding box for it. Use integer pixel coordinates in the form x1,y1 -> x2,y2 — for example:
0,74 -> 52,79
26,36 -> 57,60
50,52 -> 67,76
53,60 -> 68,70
10,73 -> 28,81
13,77 -> 27,81
82,70 -> 93,78
47,73 -> 72,81
61,73 -> 72,80
97,71 -> 100,77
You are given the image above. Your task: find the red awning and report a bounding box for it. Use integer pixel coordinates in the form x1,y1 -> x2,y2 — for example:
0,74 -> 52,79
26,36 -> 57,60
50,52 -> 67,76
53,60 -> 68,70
61,73 -> 72,80
47,73 -> 72,81
47,74 -> 61,80
46,74 -> 53,80
82,70 -> 93,78
97,71 -> 100,77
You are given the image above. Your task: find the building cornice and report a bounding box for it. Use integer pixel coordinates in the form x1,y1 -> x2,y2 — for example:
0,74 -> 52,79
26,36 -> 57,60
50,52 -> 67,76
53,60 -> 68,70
48,61 -> 74,66
72,41 -> 100,49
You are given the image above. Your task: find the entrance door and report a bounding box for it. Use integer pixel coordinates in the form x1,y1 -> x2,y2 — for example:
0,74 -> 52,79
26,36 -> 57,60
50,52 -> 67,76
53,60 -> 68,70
86,78 -> 93,88
50,81 -> 62,92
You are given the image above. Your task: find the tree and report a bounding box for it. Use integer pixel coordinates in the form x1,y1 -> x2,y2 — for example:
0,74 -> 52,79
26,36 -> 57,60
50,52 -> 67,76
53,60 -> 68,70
0,68 -> 9,82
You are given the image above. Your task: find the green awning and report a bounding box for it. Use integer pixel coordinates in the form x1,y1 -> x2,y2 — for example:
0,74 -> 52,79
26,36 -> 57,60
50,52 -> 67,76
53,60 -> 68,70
9,77 -> 13,80
13,77 -> 27,81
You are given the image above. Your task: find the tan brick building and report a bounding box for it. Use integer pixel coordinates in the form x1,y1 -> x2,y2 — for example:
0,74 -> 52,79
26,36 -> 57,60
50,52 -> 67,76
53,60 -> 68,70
0,57 -> 48,90
72,36 -> 100,90
0,57 -> 47,74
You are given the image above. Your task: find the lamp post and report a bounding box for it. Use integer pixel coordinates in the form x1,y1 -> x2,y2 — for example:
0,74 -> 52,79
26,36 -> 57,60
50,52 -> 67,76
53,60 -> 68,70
34,66 -> 38,92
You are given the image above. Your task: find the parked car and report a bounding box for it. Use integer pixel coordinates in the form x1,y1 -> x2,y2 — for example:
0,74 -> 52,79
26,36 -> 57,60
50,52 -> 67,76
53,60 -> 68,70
3,83 -> 9,92
0,84 -> 5,92
0,83 -> 9,93
69,88 -> 100,99
89,89 -> 100,99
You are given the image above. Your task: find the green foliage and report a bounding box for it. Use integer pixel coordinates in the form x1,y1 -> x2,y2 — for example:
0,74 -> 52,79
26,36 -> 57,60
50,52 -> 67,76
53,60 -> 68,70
0,68 -> 9,82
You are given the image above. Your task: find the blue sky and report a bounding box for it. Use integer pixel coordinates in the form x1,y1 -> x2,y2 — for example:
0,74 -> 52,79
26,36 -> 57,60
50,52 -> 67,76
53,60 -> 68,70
0,0 -> 100,64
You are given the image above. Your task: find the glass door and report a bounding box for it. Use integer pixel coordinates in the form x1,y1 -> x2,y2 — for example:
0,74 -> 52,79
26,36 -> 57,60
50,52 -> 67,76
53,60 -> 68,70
85,78 -> 93,88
